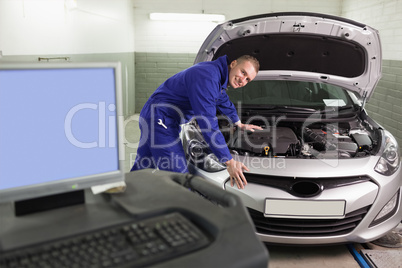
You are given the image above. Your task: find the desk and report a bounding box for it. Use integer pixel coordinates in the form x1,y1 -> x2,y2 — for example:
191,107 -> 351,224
0,169 -> 269,268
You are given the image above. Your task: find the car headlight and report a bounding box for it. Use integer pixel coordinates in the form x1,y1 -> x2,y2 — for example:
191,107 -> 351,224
375,130 -> 400,176
187,139 -> 226,172
203,153 -> 226,172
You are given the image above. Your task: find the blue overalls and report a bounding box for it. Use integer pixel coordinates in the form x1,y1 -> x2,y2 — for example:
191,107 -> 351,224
131,55 -> 239,173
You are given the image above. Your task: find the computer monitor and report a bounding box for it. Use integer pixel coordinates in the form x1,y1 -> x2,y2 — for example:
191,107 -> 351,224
0,62 -> 125,208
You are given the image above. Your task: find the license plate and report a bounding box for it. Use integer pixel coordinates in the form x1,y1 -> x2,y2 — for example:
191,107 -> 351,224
264,199 -> 346,219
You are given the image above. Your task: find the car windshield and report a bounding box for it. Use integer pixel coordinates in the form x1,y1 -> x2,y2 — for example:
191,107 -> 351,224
227,80 -> 354,111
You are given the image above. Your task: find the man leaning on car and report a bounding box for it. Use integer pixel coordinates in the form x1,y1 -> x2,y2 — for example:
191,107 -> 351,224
130,54 -> 262,189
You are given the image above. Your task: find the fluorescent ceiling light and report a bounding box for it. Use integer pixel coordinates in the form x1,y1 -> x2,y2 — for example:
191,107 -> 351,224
149,13 -> 225,22
65,0 -> 77,10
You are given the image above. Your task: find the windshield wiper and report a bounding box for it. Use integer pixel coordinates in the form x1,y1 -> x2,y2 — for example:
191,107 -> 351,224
241,105 -> 317,112
279,106 -> 317,112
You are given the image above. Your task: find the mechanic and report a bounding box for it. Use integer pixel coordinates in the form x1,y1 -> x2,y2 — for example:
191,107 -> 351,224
130,55 -> 262,189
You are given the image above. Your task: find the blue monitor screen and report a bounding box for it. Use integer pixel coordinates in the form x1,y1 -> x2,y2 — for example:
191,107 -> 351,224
0,62 -> 124,202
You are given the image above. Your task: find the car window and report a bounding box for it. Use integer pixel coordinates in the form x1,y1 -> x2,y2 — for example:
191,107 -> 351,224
227,80 -> 353,109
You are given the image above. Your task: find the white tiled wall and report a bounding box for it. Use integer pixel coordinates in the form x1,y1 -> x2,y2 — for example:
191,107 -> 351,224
0,0 -> 135,55
134,0 -> 402,61
2,0 -> 401,60
134,0 -> 342,53
341,0 -> 402,60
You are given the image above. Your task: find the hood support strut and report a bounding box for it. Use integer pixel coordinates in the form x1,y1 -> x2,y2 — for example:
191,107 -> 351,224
361,91 -> 368,111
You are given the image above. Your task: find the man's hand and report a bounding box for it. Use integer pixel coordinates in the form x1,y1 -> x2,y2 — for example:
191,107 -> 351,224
236,122 -> 263,132
225,158 -> 249,189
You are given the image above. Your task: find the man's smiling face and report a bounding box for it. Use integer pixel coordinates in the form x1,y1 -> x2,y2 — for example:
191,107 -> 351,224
228,60 -> 257,89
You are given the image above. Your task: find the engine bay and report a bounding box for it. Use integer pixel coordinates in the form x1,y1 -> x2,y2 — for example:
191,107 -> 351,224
219,116 -> 381,159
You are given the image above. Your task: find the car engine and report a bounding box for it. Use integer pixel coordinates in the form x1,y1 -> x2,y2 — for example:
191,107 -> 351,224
219,117 -> 380,159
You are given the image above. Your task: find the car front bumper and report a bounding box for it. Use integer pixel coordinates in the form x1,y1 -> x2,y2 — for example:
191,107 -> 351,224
189,156 -> 402,245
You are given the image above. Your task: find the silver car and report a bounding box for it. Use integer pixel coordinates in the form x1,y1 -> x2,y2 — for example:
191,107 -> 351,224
181,12 -> 402,245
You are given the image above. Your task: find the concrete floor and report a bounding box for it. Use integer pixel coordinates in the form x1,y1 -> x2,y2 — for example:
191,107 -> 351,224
267,245 -> 360,268
123,114 -> 402,267
266,236 -> 402,268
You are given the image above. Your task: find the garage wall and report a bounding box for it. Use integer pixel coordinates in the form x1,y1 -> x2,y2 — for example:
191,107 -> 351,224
134,53 -> 195,112
365,60 -> 402,147
133,0 -> 343,111
0,0 -> 136,117
341,0 -> 402,147
341,0 -> 402,61
134,0 -> 342,53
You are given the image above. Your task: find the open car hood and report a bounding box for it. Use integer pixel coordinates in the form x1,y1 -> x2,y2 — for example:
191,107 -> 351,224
195,12 -> 382,101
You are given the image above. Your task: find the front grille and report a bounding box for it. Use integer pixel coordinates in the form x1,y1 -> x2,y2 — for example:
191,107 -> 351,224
248,206 -> 370,237
245,173 -> 372,192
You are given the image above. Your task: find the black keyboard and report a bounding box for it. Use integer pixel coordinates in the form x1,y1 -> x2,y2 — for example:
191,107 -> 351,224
0,212 -> 210,268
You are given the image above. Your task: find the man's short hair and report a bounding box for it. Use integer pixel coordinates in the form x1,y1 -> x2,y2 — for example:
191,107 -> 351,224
236,55 -> 260,73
